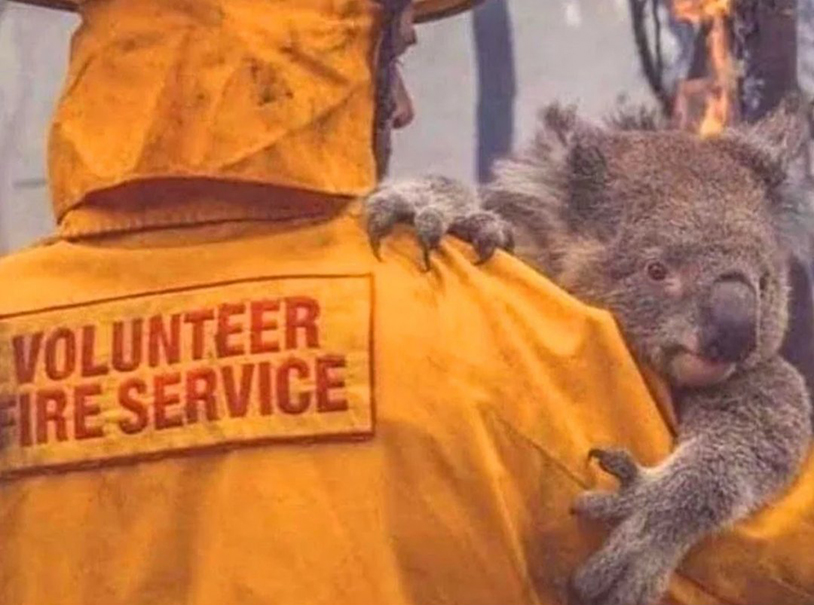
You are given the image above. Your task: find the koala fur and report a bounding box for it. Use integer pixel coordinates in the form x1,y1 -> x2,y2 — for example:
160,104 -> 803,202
365,100 -> 814,605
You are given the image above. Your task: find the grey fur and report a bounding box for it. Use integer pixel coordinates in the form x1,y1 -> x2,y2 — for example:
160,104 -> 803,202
366,176 -> 513,270
365,99 -> 813,605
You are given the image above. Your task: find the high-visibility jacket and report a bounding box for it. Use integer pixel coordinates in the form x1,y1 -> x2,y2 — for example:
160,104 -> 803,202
0,194 -> 812,605
0,0 -> 812,602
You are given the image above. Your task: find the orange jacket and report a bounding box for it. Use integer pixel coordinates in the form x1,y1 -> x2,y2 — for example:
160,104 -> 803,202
0,0 -> 812,603
0,195 -> 812,605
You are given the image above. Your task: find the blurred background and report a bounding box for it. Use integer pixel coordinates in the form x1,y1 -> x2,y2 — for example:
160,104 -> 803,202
1,0 -> 812,253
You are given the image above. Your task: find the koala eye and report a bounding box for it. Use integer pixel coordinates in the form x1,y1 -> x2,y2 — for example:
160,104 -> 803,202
759,273 -> 770,292
646,261 -> 668,282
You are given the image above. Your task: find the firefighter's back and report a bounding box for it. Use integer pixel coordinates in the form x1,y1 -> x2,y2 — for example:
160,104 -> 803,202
0,200 -> 677,605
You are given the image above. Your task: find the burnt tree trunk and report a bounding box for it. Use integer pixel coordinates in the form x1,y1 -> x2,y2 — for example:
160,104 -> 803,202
736,0 -> 814,404
736,0 -> 798,121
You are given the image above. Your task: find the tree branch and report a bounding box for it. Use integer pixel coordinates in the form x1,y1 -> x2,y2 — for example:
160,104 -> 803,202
628,0 -> 673,115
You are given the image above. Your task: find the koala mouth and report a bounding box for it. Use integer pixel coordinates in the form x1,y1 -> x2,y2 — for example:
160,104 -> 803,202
667,349 -> 735,388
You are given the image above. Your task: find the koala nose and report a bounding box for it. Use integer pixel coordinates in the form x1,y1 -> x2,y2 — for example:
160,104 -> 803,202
700,277 -> 758,363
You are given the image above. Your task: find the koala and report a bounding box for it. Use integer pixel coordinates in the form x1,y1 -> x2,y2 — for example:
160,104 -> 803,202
365,100 -> 814,605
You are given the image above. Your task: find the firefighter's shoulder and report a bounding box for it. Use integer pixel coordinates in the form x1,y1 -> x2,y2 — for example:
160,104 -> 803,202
370,228 -> 675,468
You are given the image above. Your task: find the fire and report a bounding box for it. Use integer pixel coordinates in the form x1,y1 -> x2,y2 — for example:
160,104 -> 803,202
673,0 -> 731,23
671,0 -> 736,137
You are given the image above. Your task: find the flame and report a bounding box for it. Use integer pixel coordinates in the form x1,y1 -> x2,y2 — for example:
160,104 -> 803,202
671,0 -> 736,137
673,0 -> 731,23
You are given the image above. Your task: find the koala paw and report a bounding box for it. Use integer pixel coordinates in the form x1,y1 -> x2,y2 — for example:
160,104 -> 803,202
449,211 -> 515,265
365,177 -> 514,271
572,448 -> 643,523
571,514 -> 673,605
588,447 -> 640,487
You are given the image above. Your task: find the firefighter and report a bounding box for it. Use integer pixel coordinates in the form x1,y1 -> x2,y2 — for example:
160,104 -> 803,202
0,1 -> 811,604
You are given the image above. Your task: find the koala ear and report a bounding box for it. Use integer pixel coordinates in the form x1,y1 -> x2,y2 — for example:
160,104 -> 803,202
531,103 -> 620,239
719,95 -> 814,261
486,103 -> 619,243
487,102 -> 607,201
532,103 -> 604,157
718,94 -> 810,188
566,133 -> 612,225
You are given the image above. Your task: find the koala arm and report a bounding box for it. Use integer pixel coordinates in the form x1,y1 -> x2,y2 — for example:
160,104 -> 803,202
365,176 -> 514,270
573,439 -> 754,605
572,357 -> 812,605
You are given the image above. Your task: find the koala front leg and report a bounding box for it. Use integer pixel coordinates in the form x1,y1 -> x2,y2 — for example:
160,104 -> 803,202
571,440 -> 752,605
572,511 -> 678,605
573,358 -> 811,605
365,175 -> 513,270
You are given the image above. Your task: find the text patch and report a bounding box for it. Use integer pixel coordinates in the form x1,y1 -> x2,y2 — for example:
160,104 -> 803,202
0,275 -> 374,477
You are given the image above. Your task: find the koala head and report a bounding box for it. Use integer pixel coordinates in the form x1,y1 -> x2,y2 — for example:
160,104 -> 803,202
489,100 -> 813,388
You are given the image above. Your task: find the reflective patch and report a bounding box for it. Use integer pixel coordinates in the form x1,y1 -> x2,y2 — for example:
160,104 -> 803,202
0,275 -> 374,477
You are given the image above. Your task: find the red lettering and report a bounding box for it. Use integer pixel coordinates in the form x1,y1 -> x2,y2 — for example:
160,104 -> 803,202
0,395 -> 30,448
148,314 -> 181,367
216,303 -> 246,358
12,332 -> 42,385
250,300 -> 280,354
35,389 -> 68,444
44,328 -> 76,381
316,355 -> 348,412
277,358 -> 311,414
285,297 -> 320,349
185,310 -> 215,360
74,383 -> 104,440
154,372 -> 183,430
112,319 -> 143,373
0,397 -> 15,440
258,361 -> 273,415
118,378 -> 148,434
185,367 -> 218,424
19,392 -> 32,447
222,363 -> 254,418
81,326 -> 109,378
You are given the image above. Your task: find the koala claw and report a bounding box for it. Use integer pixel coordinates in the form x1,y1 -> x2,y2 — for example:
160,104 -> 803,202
365,182 -> 421,265
368,233 -> 384,262
588,447 -> 640,487
452,210 -> 515,265
573,448 -> 643,522
364,178 -> 514,270
414,207 -> 449,271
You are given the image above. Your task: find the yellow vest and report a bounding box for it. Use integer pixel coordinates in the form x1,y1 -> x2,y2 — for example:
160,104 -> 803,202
0,197 -> 811,605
